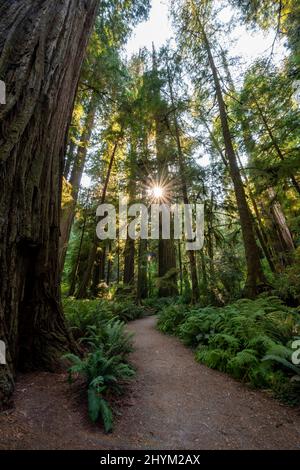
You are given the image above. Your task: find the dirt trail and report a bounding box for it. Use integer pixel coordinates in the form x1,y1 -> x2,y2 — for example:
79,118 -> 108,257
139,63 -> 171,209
0,316 -> 300,450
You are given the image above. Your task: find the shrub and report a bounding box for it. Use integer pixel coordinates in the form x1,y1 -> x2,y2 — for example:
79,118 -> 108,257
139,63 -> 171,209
196,347 -> 232,372
111,300 -> 145,322
64,350 -> 135,432
178,307 -> 219,347
142,296 -> 175,313
158,295 -> 300,404
63,298 -> 114,338
157,304 -> 188,334
63,297 -> 145,339
63,298 -> 138,430
81,319 -> 134,360
227,349 -> 259,381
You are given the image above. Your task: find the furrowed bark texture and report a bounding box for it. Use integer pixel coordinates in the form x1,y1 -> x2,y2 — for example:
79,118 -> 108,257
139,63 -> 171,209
0,0 -> 98,405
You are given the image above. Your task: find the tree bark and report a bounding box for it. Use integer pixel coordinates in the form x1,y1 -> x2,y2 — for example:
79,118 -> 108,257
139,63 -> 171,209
64,139 -> 77,180
91,244 -> 106,295
0,0 -> 98,405
267,187 -> 295,265
137,239 -> 148,301
123,237 -> 135,285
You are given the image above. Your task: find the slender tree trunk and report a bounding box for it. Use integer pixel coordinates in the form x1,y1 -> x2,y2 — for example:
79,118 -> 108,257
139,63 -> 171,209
253,95 -> 300,196
199,22 -> 267,297
152,48 -> 178,297
59,93 -> 97,271
137,239 -> 148,302
123,144 -> 137,286
0,0 -> 98,405
76,140 -> 119,298
123,238 -> 135,285
64,139 -> 76,180
106,242 -> 112,286
91,244 -> 106,296
267,187 -> 295,264
69,209 -> 88,296
199,249 -> 208,300
178,240 -> 183,296
166,62 -> 199,302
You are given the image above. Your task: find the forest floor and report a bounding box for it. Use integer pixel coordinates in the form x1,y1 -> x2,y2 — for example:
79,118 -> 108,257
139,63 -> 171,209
0,315 -> 300,450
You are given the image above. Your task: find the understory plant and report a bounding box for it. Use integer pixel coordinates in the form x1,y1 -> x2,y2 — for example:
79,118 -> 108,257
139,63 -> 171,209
64,349 -> 134,432
63,302 -> 136,432
63,297 -> 144,338
157,295 -> 300,403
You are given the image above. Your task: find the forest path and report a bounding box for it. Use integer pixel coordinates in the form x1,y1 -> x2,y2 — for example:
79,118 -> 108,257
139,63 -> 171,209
0,315 -> 300,450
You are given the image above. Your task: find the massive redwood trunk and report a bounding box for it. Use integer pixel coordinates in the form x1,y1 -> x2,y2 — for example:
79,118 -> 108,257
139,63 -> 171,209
0,0 -> 98,405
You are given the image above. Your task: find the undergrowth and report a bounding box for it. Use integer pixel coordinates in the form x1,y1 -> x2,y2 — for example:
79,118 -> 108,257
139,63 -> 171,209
157,295 -> 300,405
63,298 -> 144,339
62,297 -> 143,432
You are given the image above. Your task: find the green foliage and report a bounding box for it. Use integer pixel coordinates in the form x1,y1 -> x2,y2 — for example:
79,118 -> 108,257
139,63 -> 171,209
227,349 -> 259,380
262,353 -> 300,404
273,248 -> 300,304
178,307 -> 221,347
63,298 -> 138,431
208,333 -> 240,352
65,350 -> 134,432
82,319 -> 134,359
158,296 -> 300,403
63,299 -> 114,339
142,296 -> 174,313
111,300 -> 145,322
63,297 -> 145,338
196,347 -> 232,372
157,304 -> 188,335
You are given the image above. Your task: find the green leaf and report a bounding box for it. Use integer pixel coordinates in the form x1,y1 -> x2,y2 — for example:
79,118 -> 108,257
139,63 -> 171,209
98,398 -> 113,433
88,388 -> 101,423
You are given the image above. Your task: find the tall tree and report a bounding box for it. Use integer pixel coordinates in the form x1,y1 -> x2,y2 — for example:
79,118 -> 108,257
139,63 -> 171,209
0,0 -> 98,405
59,92 -> 98,270
165,56 -> 200,302
173,0 -> 267,296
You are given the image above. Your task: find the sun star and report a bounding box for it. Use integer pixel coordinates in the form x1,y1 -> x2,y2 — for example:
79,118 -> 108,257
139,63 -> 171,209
152,185 -> 164,199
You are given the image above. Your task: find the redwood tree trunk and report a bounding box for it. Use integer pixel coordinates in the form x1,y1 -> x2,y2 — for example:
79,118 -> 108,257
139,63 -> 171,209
123,237 -> 135,285
0,0 -> 98,405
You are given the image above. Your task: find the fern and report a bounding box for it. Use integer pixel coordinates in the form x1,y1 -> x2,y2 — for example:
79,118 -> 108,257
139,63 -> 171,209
64,347 -> 134,432
196,347 -> 233,372
227,349 -> 259,381
208,333 -> 240,351
157,304 -> 187,335
263,354 -> 300,376
246,335 -> 276,356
